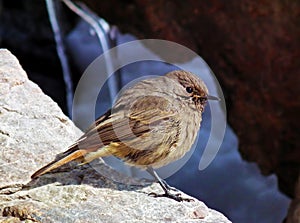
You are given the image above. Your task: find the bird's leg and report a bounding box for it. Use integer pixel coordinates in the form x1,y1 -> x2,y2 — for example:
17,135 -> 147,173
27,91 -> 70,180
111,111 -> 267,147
146,167 -> 193,202
160,178 -> 179,192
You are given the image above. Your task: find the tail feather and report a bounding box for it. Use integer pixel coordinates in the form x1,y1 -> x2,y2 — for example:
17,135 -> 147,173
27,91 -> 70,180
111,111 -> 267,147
31,149 -> 87,179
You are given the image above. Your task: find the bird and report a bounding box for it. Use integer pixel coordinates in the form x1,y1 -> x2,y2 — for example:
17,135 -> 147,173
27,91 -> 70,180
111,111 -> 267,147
31,70 -> 218,202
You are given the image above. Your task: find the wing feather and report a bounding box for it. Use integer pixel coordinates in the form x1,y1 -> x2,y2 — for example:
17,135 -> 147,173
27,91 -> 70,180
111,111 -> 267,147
66,96 -> 179,156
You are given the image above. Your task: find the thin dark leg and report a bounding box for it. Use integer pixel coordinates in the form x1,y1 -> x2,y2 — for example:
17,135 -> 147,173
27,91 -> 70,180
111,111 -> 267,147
146,167 -> 193,202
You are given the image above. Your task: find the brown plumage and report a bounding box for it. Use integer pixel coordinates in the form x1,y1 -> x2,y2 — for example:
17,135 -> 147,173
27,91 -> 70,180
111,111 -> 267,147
31,70 -> 216,201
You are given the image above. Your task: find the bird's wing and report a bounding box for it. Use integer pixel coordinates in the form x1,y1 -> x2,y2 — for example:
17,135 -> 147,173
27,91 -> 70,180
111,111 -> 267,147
31,96 -> 180,178
64,95 -> 178,155
107,95 -> 181,166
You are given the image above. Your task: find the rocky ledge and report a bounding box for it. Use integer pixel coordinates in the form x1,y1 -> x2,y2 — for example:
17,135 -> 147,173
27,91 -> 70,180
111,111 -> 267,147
0,49 -> 231,223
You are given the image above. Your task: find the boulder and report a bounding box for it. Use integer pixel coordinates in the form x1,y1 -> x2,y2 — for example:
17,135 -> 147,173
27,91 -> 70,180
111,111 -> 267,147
0,49 -> 231,223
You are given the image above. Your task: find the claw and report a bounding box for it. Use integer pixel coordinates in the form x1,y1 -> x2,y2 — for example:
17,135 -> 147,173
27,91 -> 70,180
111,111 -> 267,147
146,167 -> 194,202
148,191 -> 194,202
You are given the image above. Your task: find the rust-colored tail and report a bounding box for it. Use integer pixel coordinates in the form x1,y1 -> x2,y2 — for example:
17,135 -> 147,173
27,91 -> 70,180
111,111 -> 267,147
31,148 -> 87,179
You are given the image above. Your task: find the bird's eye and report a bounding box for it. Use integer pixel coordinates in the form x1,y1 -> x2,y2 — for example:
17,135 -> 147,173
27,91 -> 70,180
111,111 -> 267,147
186,87 -> 193,93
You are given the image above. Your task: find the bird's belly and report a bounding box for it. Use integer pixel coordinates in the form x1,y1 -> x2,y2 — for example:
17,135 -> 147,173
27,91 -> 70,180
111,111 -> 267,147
154,117 -> 200,167
108,115 -> 201,169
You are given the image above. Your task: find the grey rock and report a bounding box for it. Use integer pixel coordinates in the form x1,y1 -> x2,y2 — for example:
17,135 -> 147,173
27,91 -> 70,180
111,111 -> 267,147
0,49 -> 231,223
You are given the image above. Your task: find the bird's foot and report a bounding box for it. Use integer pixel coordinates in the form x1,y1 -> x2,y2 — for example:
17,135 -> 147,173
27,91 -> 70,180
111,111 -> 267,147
146,167 -> 194,202
148,191 -> 194,202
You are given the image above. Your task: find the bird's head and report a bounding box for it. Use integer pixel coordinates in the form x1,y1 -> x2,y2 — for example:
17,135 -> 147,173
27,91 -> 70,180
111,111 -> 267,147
166,70 -> 219,112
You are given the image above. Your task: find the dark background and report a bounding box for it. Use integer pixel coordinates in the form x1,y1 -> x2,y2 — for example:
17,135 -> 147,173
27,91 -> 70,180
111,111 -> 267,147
1,0 -> 299,222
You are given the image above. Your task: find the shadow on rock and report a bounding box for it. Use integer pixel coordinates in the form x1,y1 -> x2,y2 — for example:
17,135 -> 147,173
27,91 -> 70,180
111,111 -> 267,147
26,159 -> 151,193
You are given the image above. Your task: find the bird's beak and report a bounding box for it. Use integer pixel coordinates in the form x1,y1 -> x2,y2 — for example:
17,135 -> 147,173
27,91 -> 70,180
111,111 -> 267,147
207,95 -> 221,101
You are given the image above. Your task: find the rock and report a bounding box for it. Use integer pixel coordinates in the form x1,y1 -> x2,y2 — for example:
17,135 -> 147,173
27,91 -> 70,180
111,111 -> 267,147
0,49 -> 82,186
0,1 -> 68,114
0,49 -> 231,222
286,176 -> 300,223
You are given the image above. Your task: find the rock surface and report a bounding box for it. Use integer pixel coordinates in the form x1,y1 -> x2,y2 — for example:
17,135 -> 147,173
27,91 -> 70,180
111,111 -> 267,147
286,176 -> 300,223
0,49 -> 231,222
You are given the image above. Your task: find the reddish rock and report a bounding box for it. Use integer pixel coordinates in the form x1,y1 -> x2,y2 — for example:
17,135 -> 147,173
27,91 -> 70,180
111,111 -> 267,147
286,177 -> 300,223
